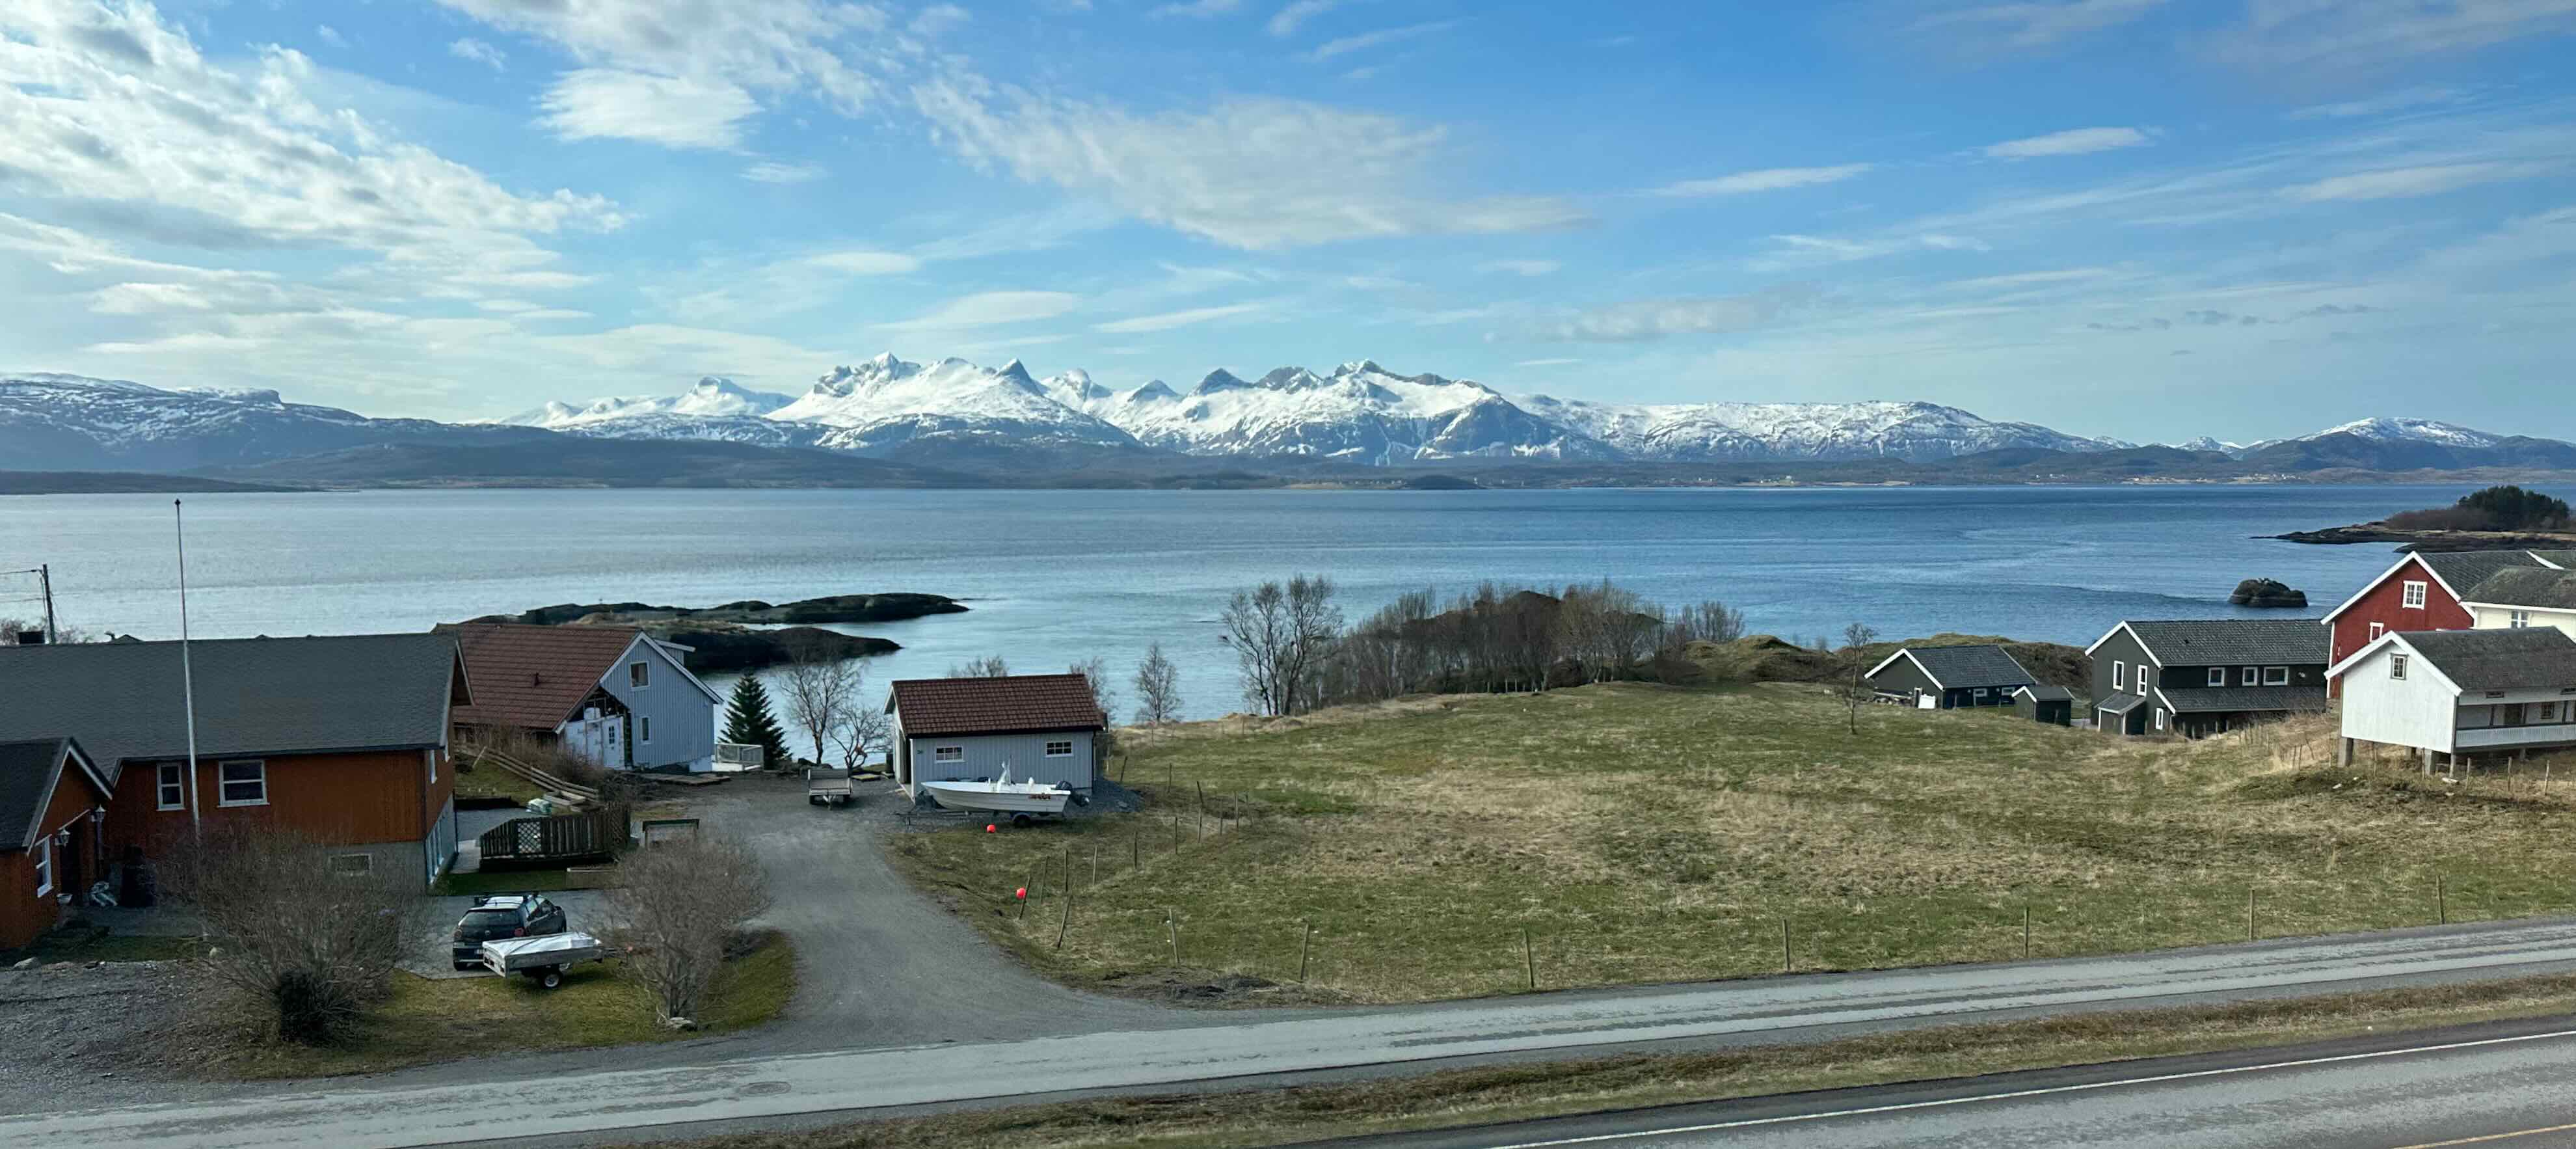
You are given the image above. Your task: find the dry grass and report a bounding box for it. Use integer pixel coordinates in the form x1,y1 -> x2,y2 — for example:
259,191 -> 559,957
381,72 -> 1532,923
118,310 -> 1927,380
642,971 -> 2576,1149
891,682 -> 2576,1005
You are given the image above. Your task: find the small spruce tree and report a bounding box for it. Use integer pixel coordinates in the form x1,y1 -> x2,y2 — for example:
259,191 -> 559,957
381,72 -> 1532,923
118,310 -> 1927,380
721,675 -> 794,769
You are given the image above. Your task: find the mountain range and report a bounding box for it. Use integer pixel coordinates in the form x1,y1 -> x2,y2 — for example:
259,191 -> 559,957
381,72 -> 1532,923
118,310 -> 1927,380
6,358 -> 2574,486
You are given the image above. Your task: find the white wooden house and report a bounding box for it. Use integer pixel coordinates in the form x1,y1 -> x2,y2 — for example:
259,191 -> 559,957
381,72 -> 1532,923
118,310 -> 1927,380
2326,627 -> 2576,771
2458,568 -> 2576,638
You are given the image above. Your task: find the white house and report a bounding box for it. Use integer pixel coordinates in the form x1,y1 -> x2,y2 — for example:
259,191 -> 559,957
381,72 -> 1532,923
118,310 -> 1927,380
2458,567 -> 2576,638
2326,627 -> 2576,772
886,673 -> 1106,798
440,623 -> 723,772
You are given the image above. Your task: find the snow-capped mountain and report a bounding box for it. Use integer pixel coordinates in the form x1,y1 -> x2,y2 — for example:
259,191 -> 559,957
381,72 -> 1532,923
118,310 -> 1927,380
774,354 -> 1138,453
2163,436 -> 2252,457
2304,417 -> 2502,449
1056,360 -> 1613,463
1518,396 -> 2113,463
502,377 -> 793,429
0,372 -> 537,471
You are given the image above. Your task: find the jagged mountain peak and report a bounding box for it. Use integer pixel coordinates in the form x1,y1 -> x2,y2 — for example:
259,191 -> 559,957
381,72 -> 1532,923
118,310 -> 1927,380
1194,369 -> 1250,395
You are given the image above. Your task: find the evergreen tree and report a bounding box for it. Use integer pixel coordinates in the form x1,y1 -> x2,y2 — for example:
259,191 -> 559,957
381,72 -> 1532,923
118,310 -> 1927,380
721,675 -> 794,769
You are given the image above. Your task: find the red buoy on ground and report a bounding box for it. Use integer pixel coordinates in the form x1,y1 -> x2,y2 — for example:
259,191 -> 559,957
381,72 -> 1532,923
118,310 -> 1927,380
986,824 -> 997,833
1015,886 -> 1028,900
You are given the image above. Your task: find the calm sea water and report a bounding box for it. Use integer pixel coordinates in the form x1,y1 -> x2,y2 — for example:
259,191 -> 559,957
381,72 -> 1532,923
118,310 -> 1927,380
0,485 -> 2438,720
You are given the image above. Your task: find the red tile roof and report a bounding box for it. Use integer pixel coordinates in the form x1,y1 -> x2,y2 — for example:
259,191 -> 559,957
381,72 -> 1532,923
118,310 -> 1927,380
888,674 -> 1106,737
436,623 -> 643,732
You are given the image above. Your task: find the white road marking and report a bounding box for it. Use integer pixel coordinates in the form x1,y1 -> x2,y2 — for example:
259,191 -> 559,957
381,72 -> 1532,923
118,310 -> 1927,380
1484,1027 -> 2576,1147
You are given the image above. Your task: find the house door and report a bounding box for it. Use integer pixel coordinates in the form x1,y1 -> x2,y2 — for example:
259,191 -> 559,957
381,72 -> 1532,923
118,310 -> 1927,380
2501,704 -> 2527,727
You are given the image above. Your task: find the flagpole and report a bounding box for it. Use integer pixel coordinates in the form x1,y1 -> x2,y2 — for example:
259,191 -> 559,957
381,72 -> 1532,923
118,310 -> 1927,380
176,500 -> 201,844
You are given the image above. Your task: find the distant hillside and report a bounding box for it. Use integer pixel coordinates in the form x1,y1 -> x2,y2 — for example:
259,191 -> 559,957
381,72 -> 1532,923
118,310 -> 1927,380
2240,431 -> 2576,472
0,470 -> 295,495
203,438 -> 985,489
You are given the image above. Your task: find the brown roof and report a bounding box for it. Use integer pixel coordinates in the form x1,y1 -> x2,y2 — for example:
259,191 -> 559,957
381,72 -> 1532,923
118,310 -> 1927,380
887,674 -> 1106,737
435,623 -> 643,732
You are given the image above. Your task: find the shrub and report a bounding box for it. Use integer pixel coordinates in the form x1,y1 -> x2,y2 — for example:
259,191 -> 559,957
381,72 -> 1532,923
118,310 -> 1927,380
159,826 -> 417,1046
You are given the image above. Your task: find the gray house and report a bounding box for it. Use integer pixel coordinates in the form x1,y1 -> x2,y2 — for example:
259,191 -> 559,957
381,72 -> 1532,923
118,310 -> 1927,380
1863,644 -> 2037,709
887,674 -> 1107,797
2085,618 -> 2329,738
440,623 -> 721,772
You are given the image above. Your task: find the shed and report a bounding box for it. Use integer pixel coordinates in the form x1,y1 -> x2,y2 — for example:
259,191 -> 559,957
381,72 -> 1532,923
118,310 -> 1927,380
1862,644 -> 2037,710
887,674 -> 1107,797
2012,684 -> 2075,727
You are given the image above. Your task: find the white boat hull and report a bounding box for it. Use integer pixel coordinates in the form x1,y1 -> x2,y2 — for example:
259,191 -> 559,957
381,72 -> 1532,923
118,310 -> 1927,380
919,779 -> 1071,815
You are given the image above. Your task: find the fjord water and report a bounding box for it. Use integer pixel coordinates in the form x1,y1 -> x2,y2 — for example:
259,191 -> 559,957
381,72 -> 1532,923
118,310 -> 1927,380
4,485 -> 2428,719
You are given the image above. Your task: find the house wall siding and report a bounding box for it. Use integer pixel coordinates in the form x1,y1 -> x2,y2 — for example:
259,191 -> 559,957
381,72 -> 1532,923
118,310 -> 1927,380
2331,557 -> 2473,696
2089,630 -> 2158,732
1865,657 -> 1940,700
2468,604 -> 2576,638
104,748 -> 444,874
2337,645 -> 2460,751
0,770 -> 108,950
902,731 -> 1096,792
597,640 -> 718,772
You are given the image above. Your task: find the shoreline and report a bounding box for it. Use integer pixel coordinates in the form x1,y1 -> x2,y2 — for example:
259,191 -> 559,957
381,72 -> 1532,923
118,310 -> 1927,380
2265,522 -> 2576,551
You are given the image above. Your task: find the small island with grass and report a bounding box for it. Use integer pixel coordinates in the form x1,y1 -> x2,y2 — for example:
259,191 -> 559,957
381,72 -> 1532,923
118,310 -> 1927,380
2271,485 -> 2576,550
458,592 -> 966,672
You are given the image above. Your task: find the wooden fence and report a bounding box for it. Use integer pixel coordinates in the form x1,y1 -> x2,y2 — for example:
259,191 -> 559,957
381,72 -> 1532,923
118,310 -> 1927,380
479,805 -> 624,864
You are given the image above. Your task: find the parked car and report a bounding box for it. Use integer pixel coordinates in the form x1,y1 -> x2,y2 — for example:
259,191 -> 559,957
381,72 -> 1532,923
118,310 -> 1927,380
450,893 -> 568,969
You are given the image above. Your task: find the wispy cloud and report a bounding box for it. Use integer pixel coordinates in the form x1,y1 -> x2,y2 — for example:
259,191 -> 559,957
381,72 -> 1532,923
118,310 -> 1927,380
1649,163 -> 1874,197
2284,161 -> 2558,202
1513,357 -> 1581,366
802,250 -> 921,275
742,161 -> 825,183
540,70 -> 759,150
880,290 -> 1080,331
1983,126 -> 2153,159
1907,0 -> 2167,53
2204,0 -> 2576,72
1153,0 -> 1246,18
2289,87 -> 2468,120
1094,302 -> 1265,332
448,37 -> 506,70
1300,20 -> 1458,62
1518,286 -> 1818,342
1268,0 -> 1348,37
315,24 -> 347,49
1479,259 -> 1561,277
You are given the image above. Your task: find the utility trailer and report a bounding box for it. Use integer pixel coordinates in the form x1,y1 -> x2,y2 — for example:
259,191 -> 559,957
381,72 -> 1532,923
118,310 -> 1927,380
807,766 -> 855,807
479,932 -> 607,989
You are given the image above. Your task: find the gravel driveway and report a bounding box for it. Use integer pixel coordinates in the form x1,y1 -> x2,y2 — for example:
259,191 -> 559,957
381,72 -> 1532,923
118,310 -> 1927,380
405,889 -> 611,979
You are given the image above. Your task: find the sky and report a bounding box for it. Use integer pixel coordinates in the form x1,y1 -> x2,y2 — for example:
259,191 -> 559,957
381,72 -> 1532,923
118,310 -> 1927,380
1,1 -> 2573,445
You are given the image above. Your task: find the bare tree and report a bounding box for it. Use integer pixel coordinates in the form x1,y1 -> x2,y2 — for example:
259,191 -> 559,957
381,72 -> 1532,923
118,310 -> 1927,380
1132,643 -> 1182,726
604,834 -> 772,1025
946,655 -> 1010,678
1844,661 -> 1872,735
1667,601 -> 1748,646
159,826 -> 418,1045
1069,656 -> 1120,722
1220,574 -> 1342,716
776,644 -> 863,767
1842,622 -> 1880,651
829,703 -> 893,770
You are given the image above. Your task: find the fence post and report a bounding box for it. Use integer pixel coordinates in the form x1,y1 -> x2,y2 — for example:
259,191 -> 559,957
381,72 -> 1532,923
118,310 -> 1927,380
2246,887 -> 2256,942
1781,917 -> 1791,973
1056,861 -> 1074,949
1166,912 -> 1181,964
2023,906 -> 2032,960
1300,918 -> 1313,982
2437,873 -> 2447,925
1522,926 -> 1536,991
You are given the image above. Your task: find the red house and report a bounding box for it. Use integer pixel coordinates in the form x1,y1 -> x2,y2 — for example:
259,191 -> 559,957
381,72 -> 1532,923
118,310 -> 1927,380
0,739 -> 116,950
2321,550 -> 2576,695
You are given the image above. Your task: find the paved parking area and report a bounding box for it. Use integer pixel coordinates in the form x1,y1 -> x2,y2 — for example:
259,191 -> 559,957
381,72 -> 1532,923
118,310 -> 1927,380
405,889 -> 611,979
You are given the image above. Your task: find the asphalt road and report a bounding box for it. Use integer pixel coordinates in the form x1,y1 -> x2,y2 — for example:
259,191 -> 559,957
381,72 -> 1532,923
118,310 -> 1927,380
16,913 -> 2576,1148
1355,1014 -> 2576,1148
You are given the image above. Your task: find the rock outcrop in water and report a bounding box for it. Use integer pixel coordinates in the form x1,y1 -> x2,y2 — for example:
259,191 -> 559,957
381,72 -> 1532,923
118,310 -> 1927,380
2229,578 -> 2309,608
481,592 -> 965,627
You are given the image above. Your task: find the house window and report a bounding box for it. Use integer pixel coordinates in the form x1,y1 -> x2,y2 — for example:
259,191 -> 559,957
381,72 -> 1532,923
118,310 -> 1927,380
2542,702 -> 2562,723
1973,688 -> 1991,701
630,661 -> 650,688
2263,666 -> 2290,686
156,763 -> 185,811
217,759 -> 267,806
330,854 -> 373,876
2390,653 -> 2409,681
2511,611 -> 2532,629
2402,581 -> 2428,609
2113,662 -> 2126,690
2154,709 -> 2167,731
32,837 -> 51,897
2240,666 -> 2259,686
933,746 -> 963,763
640,716 -> 652,743
2207,668 -> 2225,686
2369,622 -> 2386,641
1045,740 -> 1074,757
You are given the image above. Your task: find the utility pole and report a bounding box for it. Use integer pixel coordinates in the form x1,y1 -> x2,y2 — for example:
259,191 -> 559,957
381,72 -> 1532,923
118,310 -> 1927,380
176,501 -> 202,844
37,563 -> 55,645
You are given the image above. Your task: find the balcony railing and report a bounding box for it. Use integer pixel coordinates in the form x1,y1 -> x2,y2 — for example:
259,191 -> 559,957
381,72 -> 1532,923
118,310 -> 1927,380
2458,723 -> 2576,750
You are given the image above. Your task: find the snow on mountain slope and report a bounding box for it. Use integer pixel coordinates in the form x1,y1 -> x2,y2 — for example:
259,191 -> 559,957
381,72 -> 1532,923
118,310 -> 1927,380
2306,418 -> 2502,449
1516,396 -> 2113,463
1098,361 -> 1616,463
772,354 -> 1140,453
502,377 -> 794,428
0,372 -> 535,471
2163,436 -> 2251,457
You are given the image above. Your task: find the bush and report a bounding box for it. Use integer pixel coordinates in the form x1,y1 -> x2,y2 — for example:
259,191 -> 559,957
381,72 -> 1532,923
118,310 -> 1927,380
159,826 -> 418,1046
2386,486 -> 2571,533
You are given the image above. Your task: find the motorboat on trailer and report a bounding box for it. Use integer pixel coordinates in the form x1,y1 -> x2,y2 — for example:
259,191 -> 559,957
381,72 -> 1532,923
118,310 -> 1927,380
918,766 -> 1073,817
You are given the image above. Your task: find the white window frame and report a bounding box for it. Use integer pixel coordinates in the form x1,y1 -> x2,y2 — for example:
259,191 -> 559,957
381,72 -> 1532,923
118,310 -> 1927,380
2511,610 -> 2532,629
2113,662 -> 2126,691
217,759 -> 267,807
32,836 -> 51,897
2369,622 -> 2387,641
640,716 -> 652,744
933,745 -> 964,763
2240,665 -> 2259,686
2262,666 -> 2290,686
2390,653 -> 2409,681
2402,580 -> 2428,609
630,660 -> 650,688
2205,667 -> 2223,686
1972,688 -> 1991,701
2154,709 -> 2167,731
156,763 -> 185,811
1044,740 -> 1074,757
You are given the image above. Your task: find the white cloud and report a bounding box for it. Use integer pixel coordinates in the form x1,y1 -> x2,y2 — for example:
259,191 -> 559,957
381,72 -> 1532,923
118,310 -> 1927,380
1093,302 -> 1263,332
802,250 -> 922,275
539,70 -> 760,149
1513,357 -> 1580,366
1983,126 -> 2153,158
879,290 -> 1080,331
910,4 -> 969,37
2288,87 -> 2467,120
742,161 -> 825,183
2206,0 -> 2576,71
1478,259 -> 1561,277
1342,275 -> 1415,290
911,78 -> 1587,250
1650,163 -> 1874,197
1908,0 -> 2167,53
1520,286 -> 1818,342
1748,232 -> 1987,271
448,37 -> 507,70
1300,20 -> 1457,61
1268,0 -> 1347,36
315,24 -> 347,48
1153,0 -> 1245,17
2285,161 -> 2558,202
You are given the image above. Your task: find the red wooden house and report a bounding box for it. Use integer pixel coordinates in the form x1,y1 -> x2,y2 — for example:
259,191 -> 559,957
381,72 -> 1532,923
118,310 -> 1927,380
2320,550 -> 2576,696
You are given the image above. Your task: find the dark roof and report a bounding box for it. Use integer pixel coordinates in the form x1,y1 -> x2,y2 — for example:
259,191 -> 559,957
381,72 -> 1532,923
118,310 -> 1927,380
2095,694 -> 2145,714
0,739 -> 109,852
436,623 -> 645,731
2398,628 -> 2576,692
2156,685 -> 2329,714
2121,619 -> 2329,667
1877,644 -> 2035,689
888,674 -> 1105,737
2014,685 -> 2074,701
2418,550 -> 2556,594
2459,567 -> 2576,611
0,634 -> 467,781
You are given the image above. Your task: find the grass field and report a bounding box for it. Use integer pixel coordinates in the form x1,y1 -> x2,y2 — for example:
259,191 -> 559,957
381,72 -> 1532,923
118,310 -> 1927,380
222,931 -> 796,1077
887,682 -> 2576,1005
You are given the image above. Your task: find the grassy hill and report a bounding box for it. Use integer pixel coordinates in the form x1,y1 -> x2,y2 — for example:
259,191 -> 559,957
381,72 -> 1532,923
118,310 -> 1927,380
890,682 -> 2576,1005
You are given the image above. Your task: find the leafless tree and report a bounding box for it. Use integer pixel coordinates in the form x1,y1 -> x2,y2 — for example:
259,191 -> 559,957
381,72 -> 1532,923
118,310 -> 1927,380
777,644 -> 864,767
604,833 -> 772,1025
159,826 -> 418,1046
1667,601 -> 1749,645
1220,574 -> 1342,716
1069,655 -> 1120,722
946,655 -> 1010,678
829,703 -> 893,770
1842,622 -> 1880,651
1132,643 -> 1183,726
1844,662 -> 1872,735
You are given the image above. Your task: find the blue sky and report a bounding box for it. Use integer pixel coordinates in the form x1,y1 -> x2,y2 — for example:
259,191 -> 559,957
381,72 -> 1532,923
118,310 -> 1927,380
2,1 -> 2573,444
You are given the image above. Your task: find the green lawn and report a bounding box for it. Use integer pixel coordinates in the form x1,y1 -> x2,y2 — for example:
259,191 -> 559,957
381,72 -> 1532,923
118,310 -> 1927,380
889,683 -> 2576,1005
432,867 -> 618,897
224,930 -> 796,1078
